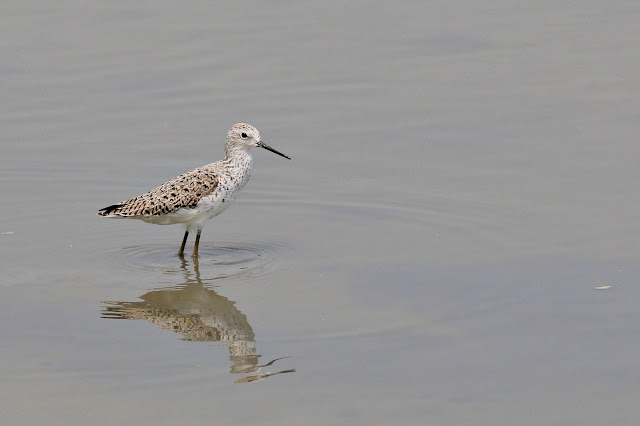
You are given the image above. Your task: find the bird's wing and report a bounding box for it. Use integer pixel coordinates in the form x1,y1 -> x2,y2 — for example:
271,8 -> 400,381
98,168 -> 219,217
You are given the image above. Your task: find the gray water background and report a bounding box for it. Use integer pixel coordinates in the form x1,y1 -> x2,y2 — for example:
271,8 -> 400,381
2,1 -> 640,424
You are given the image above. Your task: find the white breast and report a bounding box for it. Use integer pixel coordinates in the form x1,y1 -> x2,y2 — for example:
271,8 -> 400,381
190,154 -> 253,227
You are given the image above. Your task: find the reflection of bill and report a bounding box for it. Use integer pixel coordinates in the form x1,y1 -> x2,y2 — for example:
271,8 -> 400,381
234,369 -> 297,384
102,258 -> 295,383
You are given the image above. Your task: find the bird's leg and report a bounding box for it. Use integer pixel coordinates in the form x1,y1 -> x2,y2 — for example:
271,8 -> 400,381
192,229 -> 202,258
178,230 -> 189,257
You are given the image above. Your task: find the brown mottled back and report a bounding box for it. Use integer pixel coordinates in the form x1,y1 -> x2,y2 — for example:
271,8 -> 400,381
98,167 -> 219,217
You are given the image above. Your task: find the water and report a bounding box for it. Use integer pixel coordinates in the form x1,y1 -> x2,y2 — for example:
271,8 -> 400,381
2,1 -> 640,424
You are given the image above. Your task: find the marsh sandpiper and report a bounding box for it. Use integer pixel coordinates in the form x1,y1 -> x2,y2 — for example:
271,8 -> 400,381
98,123 -> 290,257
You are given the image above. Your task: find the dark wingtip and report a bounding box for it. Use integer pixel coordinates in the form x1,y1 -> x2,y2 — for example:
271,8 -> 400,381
98,203 -> 123,216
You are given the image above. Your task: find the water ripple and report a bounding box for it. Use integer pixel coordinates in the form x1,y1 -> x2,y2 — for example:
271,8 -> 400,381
108,240 -> 289,284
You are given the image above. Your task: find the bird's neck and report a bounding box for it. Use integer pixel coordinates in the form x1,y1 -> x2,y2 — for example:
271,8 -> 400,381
224,145 -> 253,169
225,143 -> 251,159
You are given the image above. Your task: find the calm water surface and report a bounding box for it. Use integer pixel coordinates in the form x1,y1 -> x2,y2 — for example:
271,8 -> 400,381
2,1 -> 640,424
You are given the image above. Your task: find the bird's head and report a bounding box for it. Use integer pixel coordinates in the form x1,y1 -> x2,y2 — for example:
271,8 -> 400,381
226,123 -> 290,160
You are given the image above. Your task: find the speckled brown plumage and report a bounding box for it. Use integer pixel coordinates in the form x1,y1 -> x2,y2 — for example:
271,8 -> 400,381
98,167 -> 219,217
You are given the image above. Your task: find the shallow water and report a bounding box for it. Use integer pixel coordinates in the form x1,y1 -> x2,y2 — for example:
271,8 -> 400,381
2,1 -> 640,424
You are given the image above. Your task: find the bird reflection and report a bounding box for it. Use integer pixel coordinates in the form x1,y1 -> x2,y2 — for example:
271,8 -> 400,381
101,257 -> 295,383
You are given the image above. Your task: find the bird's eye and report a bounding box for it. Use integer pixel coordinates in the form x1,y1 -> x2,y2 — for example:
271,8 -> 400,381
241,132 -> 248,139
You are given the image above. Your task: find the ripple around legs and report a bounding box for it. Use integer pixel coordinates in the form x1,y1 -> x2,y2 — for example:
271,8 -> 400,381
105,240 -> 290,285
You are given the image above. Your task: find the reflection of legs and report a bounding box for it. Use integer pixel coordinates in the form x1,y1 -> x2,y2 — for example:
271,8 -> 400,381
178,230 -> 189,257
192,229 -> 202,258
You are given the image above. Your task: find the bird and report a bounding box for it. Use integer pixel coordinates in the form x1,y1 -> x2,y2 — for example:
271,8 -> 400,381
98,123 -> 290,257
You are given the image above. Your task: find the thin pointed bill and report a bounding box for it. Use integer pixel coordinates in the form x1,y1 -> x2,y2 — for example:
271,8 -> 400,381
258,141 -> 291,160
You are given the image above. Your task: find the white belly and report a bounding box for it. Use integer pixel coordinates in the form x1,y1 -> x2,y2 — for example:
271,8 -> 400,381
137,192 -> 233,227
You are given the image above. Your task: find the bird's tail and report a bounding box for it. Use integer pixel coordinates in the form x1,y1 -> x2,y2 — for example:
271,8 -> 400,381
97,203 -> 126,216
